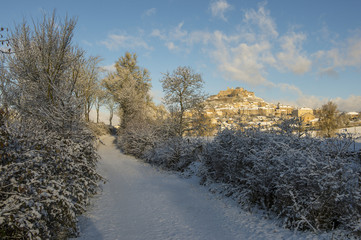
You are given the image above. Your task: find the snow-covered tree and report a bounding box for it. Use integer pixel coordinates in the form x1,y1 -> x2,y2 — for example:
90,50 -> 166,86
0,12 -> 102,239
318,101 -> 339,137
160,66 -> 206,137
75,56 -> 102,122
102,52 -> 151,129
7,12 -> 85,136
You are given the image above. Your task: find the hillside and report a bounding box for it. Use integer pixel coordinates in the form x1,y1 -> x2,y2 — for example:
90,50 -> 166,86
188,87 -> 294,131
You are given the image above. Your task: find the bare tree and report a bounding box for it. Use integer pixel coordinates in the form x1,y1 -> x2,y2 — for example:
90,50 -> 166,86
104,94 -> 118,126
75,56 -> 102,122
6,12 -> 84,135
160,66 -> 206,136
94,87 -> 106,123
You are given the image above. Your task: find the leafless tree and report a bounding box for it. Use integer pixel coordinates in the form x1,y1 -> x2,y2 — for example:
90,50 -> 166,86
6,12 -> 85,136
161,66 -> 206,136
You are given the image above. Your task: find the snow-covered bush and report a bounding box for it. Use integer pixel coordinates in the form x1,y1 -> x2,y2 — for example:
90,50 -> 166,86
144,137 -> 204,171
0,117 -> 102,239
200,128 -> 361,232
88,122 -> 111,136
0,13 -> 104,239
117,120 -> 177,159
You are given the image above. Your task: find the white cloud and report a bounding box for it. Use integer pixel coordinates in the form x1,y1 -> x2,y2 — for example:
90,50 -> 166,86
101,64 -> 116,73
295,95 -> 328,109
207,3 -> 280,86
209,0 -> 232,21
170,22 -> 188,40
276,83 -> 361,112
243,2 -> 278,39
276,32 -> 312,74
329,37 -> 361,68
186,31 -> 212,45
151,23 -> 212,53
151,29 -> 166,40
314,36 -> 361,75
165,41 -> 178,51
277,83 -> 304,96
293,95 -> 361,112
210,31 -> 274,86
318,67 -> 339,78
144,8 -> 156,17
100,33 -> 153,51
333,95 -> 361,112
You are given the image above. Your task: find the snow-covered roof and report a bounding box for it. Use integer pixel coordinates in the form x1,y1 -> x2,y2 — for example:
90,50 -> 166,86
347,112 -> 359,115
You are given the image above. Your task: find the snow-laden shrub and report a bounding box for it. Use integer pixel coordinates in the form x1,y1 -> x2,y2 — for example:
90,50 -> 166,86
144,137 -> 204,171
0,119 -> 102,239
117,120 -> 176,159
88,122 -> 111,136
201,128 -> 361,232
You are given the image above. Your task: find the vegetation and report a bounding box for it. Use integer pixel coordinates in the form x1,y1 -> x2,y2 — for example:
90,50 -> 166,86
0,13 -> 103,239
161,66 -> 207,137
102,52 -> 152,130
317,101 -> 339,137
1,7 -> 360,239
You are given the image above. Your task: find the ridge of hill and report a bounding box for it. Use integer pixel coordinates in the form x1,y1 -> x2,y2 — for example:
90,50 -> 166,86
203,87 -> 293,118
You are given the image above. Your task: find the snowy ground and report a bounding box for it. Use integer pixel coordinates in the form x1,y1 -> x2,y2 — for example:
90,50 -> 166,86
72,135 -> 334,240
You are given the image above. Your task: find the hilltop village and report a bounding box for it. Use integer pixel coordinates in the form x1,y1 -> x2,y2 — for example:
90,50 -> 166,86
185,87 -> 359,133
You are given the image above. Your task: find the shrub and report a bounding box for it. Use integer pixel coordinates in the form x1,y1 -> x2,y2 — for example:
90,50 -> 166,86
144,137 -> 204,171
0,119 -> 102,239
201,128 -> 361,232
117,120 -> 176,159
88,122 -> 111,136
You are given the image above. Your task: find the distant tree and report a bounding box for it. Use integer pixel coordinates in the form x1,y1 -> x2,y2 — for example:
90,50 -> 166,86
338,112 -> 350,128
161,66 -> 206,136
187,102 -> 216,136
93,87 -> 106,123
277,117 -> 306,137
75,56 -> 102,122
104,93 -> 118,126
102,52 -> 151,129
318,101 -> 339,137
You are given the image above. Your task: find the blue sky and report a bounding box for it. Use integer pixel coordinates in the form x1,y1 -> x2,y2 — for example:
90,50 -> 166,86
2,0 -> 361,112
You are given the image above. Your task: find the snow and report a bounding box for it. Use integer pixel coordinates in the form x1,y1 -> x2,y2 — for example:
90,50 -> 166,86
339,126 -> 361,151
73,135 -> 329,240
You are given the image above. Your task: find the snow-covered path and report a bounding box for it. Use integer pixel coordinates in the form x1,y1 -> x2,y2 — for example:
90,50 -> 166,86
73,135 -> 318,240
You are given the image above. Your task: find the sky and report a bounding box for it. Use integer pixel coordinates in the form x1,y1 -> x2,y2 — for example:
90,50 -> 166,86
2,0 -> 361,113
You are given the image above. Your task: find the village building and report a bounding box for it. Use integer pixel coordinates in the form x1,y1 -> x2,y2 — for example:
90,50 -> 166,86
292,108 -> 315,123
347,112 -> 359,120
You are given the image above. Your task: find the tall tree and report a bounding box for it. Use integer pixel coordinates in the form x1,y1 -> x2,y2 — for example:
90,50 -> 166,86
6,12 -> 84,134
318,101 -> 339,137
75,56 -> 102,122
161,66 -> 206,136
94,87 -> 106,123
104,94 -> 118,126
102,52 -> 151,129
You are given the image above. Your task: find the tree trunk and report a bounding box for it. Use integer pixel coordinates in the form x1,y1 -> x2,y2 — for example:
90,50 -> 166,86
96,106 -> 100,123
109,108 -> 113,126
